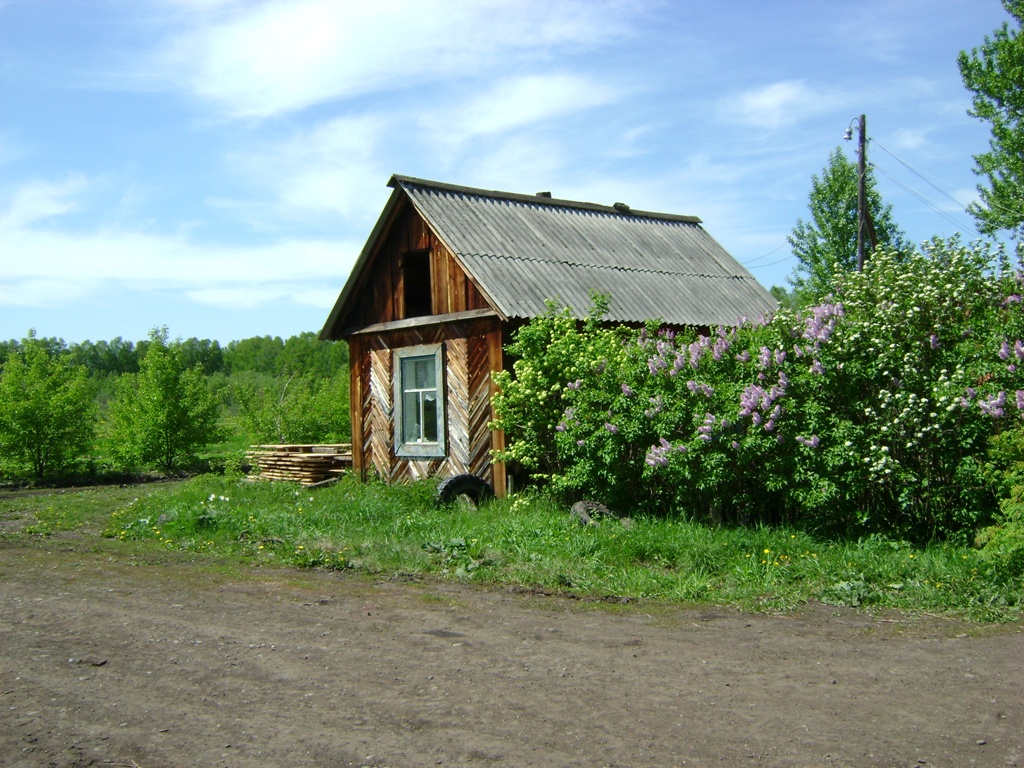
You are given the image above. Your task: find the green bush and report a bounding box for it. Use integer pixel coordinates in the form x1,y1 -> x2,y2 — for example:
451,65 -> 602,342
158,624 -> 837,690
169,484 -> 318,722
232,371 -> 350,445
493,238 -> 1024,543
0,331 -> 96,481
975,517 -> 1024,582
109,328 -> 222,472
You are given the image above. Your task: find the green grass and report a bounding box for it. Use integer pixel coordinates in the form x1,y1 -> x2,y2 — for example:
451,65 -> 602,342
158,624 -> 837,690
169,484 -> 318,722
0,485 -> 147,535
66,473 -> 1020,622
3,475 -> 1018,621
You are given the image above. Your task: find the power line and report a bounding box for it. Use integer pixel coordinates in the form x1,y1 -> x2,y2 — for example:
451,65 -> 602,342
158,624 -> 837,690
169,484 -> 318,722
742,241 -> 788,266
744,252 -> 796,269
871,161 -> 978,234
873,142 -> 968,210
870,141 -> 986,235
741,134 -> 986,278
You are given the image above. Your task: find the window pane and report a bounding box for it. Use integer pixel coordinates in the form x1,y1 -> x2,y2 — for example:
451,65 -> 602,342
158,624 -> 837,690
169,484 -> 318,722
403,390 -> 421,442
401,358 -> 416,389
414,358 -> 435,389
422,392 -> 437,442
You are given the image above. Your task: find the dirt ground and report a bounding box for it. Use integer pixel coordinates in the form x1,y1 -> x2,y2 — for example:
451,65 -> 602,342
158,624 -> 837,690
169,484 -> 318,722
2,512 -> 1023,768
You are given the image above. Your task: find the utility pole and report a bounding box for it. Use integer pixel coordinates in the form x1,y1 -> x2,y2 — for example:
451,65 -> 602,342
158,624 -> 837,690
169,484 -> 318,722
856,114 -> 867,272
845,114 -> 868,270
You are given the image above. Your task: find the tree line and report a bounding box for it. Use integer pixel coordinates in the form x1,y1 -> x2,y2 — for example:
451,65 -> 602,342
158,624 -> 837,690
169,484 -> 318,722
0,328 -> 350,484
0,330 -> 349,380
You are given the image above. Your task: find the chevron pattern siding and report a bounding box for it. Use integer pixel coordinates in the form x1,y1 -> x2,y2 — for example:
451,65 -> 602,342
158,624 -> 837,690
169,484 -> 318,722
352,316 -> 502,488
367,348 -> 392,476
445,336 -> 470,473
468,333 -> 495,478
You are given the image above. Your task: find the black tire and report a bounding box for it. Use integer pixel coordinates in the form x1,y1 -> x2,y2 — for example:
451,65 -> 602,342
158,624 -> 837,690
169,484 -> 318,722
436,474 -> 494,506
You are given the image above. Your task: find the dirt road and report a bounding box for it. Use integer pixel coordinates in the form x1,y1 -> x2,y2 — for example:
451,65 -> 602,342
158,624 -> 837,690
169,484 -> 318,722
2,527 -> 1022,767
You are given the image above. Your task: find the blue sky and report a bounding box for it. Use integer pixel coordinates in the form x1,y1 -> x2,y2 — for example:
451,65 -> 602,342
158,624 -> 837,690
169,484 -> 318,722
0,0 -> 1013,345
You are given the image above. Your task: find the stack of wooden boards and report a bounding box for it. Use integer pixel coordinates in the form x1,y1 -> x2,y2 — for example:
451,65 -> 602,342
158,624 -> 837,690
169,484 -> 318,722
246,444 -> 353,487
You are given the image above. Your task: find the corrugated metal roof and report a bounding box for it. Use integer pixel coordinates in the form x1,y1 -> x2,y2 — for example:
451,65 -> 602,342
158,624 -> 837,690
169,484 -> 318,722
393,175 -> 776,328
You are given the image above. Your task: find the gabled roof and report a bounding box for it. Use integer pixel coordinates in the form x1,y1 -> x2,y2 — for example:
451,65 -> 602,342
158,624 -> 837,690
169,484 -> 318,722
322,175 -> 776,336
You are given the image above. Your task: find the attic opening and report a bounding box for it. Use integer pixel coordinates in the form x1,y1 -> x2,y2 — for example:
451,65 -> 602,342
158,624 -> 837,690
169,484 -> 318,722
403,249 -> 432,317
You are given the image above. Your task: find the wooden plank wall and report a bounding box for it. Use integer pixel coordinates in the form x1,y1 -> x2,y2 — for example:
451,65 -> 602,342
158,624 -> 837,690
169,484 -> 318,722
350,316 -> 505,492
341,192 -> 504,492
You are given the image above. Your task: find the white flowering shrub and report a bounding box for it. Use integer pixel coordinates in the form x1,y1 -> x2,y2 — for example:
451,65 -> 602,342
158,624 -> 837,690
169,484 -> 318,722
492,238 -> 1024,543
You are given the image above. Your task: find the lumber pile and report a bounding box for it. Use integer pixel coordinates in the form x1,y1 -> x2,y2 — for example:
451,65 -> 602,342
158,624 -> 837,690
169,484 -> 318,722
246,444 -> 352,487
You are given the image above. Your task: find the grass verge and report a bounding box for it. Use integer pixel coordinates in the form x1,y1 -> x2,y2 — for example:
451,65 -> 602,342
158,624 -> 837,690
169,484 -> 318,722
46,473 -> 1016,622
4,474 -> 1020,621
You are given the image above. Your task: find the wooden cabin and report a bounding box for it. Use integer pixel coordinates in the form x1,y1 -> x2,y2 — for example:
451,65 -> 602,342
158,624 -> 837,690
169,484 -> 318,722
319,175 -> 777,497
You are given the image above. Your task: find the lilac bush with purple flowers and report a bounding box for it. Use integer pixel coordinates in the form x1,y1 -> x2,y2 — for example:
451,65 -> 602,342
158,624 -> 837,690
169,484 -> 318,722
492,239 -> 1024,542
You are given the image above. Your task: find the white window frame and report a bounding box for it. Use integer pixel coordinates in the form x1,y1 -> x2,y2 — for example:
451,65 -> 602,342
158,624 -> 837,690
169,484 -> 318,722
393,344 -> 446,458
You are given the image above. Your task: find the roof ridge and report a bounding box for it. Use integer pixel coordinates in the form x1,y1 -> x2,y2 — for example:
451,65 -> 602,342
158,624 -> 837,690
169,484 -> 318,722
390,174 -> 702,225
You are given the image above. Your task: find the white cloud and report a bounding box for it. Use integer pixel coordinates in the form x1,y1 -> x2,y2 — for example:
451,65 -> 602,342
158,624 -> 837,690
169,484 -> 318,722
430,73 -> 620,144
460,135 -> 569,194
2,227 -> 356,283
0,278 -> 95,308
150,0 -> 642,118
223,113 -> 389,223
0,175 -> 91,228
889,127 -> 930,152
0,221 -> 361,310
187,283 -> 340,310
953,186 -> 980,209
294,286 -> 340,308
722,80 -> 838,131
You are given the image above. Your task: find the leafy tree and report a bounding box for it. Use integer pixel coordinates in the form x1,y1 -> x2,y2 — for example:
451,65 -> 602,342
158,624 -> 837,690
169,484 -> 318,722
958,0 -> 1024,236
179,337 -> 225,376
769,284 -> 798,310
68,337 -> 141,377
0,339 -> 21,367
224,335 -> 286,375
234,372 -> 350,444
788,147 -> 907,302
109,328 -> 222,472
223,333 -> 348,378
280,332 -> 349,378
0,331 -> 96,480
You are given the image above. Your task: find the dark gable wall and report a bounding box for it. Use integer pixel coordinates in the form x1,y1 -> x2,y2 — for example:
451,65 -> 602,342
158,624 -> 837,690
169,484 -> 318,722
344,201 -> 489,330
